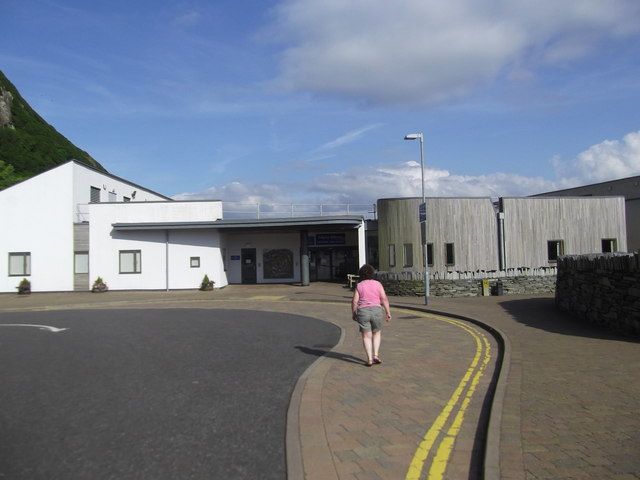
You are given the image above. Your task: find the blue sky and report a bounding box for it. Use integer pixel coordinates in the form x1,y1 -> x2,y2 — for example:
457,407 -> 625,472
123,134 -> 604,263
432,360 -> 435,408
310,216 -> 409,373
3,0 -> 640,205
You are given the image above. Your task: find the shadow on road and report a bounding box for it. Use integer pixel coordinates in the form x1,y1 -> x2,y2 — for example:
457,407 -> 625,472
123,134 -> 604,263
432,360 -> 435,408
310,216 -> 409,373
499,297 -> 639,343
295,345 -> 365,365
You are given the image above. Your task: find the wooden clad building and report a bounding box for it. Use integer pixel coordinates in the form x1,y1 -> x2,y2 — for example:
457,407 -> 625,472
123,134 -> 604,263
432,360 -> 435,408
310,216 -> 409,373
377,196 -> 627,276
377,197 -> 499,275
501,197 -> 627,270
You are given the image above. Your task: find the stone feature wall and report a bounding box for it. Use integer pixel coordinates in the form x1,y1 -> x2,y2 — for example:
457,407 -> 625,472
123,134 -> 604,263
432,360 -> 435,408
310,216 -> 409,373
377,273 -> 556,298
556,253 -> 640,335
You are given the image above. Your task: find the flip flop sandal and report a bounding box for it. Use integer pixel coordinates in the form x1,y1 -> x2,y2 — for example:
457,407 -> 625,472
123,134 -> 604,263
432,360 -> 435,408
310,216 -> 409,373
373,357 -> 382,365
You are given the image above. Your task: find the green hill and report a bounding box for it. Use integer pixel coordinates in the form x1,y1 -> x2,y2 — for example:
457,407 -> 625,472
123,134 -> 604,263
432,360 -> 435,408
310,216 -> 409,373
0,70 -> 106,189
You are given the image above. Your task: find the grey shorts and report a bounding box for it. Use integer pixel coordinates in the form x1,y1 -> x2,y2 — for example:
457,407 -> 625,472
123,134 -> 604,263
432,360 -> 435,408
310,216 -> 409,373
356,306 -> 384,333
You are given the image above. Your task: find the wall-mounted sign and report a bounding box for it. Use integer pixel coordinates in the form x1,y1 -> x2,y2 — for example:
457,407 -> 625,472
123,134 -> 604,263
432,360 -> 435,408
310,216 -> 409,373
419,202 -> 426,222
316,233 -> 346,245
230,255 -> 241,260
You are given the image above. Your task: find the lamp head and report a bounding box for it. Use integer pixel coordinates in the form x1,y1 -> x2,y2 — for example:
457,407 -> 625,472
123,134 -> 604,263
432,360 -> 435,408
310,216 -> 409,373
404,133 -> 423,141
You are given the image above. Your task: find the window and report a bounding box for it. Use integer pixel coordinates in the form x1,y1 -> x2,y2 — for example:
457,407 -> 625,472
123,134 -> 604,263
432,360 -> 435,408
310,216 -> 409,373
445,243 -> 455,266
74,252 -> 89,274
123,196 -> 131,202
388,244 -> 396,267
90,186 -> 101,203
423,243 -> 434,267
403,243 -> 413,267
190,256 -> 200,268
547,240 -> 564,262
119,250 -> 141,274
9,252 -> 30,276
602,238 -> 617,253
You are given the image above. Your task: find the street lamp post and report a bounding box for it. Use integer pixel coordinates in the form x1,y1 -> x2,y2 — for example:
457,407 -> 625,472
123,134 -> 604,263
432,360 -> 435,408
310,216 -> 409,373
404,133 -> 429,305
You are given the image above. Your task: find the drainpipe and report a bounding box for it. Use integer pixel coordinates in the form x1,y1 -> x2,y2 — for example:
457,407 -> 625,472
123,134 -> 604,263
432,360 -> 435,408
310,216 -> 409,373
165,230 -> 170,291
498,211 -> 506,271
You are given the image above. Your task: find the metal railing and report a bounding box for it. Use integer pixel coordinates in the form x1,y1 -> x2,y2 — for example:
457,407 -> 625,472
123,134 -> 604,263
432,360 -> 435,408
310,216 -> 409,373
74,202 -> 378,223
222,203 -> 377,220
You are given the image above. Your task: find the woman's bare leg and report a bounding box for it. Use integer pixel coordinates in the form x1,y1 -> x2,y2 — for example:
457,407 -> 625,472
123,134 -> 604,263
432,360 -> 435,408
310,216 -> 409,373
372,330 -> 381,359
361,330 -> 373,364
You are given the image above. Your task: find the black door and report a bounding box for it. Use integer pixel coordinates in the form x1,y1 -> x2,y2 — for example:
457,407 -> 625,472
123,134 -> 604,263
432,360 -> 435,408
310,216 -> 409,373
241,248 -> 257,284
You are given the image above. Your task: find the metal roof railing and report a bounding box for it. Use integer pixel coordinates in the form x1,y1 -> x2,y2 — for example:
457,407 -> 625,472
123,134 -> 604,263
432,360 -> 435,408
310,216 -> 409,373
222,203 -> 377,220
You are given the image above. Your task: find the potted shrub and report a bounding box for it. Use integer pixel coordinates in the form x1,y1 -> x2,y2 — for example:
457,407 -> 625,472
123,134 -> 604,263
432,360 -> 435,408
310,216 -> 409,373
92,276 -> 108,293
16,278 -> 31,295
200,274 -> 214,291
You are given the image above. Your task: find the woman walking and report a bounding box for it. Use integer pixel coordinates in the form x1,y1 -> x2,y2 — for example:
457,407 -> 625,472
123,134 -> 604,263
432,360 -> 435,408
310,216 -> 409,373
351,264 -> 391,367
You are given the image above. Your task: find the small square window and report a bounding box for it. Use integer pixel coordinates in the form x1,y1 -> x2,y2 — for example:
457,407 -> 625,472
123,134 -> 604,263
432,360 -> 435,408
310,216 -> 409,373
190,257 -> 200,268
388,244 -> 396,267
9,252 -> 31,276
601,238 -> 617,253
90,186 -> 101,203
547,240 -> 564,262
74,252 -> 89,274
119,250 -> 141,274
445,243 -> 455,266
403,243 -> 413,267
123,196 -> 130,202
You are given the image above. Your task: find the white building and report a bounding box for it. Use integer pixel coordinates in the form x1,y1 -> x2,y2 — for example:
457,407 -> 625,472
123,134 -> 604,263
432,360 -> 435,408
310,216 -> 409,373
0,161 -> 367,292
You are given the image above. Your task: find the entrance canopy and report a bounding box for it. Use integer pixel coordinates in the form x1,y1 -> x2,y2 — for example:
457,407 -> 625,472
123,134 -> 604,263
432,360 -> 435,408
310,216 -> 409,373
112,215 -> 367,285
112,215 -> 364,232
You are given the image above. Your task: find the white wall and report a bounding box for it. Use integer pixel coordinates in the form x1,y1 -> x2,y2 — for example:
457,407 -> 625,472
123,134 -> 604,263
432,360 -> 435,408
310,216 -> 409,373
0,163 -> 75,292
223,231 -> 300,284
167,230 -> 227,289
72,162 -> 169,222
88,201 -> 225,290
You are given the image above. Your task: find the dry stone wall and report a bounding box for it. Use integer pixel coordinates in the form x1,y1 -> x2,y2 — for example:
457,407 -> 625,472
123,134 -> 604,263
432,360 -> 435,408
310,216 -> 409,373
556,253 -> 640,335
377,273 -> 556,297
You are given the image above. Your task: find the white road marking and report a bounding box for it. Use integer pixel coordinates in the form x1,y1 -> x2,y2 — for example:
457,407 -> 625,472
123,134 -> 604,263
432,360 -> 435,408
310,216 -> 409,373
0,324 -> 68,333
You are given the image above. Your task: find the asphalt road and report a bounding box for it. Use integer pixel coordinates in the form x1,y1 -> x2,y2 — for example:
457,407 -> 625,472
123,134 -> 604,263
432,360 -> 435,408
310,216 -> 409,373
0,308 -> 340,480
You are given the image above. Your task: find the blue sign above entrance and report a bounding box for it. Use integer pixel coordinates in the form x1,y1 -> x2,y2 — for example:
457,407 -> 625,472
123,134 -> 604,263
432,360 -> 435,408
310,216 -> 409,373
315,233 -> 346,246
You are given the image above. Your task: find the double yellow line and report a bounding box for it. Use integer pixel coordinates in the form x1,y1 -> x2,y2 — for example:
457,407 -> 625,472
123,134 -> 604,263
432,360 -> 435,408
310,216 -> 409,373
404,312 -> 492,480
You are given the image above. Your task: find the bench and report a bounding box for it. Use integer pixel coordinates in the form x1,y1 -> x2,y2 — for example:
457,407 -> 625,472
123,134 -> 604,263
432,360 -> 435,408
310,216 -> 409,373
347,274 -> 360,289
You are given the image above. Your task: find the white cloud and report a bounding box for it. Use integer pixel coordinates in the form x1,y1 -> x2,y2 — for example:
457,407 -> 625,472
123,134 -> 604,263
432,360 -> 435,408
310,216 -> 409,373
315,123 -> 384,151
173,130 -> 640,206
271,0 -> 640,105
173,181 -> 288,204
553,130 -> 640,183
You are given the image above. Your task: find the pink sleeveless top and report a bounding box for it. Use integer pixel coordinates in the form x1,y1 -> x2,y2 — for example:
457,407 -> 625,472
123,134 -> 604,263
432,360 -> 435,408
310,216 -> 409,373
356,279 -> 384,309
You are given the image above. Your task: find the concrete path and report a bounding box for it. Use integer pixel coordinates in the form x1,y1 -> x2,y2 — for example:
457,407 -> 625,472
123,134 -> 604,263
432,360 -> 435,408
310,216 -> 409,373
1,284 -> 639,479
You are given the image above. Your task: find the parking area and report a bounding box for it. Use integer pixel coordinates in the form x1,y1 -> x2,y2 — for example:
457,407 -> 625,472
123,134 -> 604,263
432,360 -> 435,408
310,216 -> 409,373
0,308 -> 340,480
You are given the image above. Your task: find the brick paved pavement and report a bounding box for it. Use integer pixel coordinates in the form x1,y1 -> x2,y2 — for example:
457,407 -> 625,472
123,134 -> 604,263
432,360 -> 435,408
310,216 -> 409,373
2,284 -> 639,479
403,294 -> 640,480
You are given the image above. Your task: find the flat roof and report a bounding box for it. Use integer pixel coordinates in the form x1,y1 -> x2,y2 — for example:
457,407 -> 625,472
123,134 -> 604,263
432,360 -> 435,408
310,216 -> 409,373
112,215 -> 364,231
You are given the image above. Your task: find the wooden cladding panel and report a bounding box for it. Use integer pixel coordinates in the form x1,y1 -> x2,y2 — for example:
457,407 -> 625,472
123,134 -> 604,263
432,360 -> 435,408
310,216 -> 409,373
502,197 -> 627,269
377,198 -> 499,274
